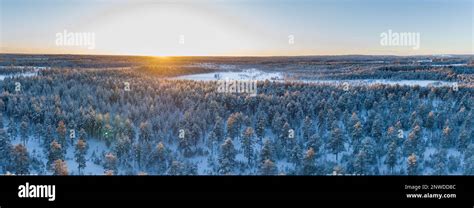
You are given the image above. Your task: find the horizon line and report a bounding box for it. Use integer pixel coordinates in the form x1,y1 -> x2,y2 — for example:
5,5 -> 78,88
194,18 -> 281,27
1,52 -> 473,58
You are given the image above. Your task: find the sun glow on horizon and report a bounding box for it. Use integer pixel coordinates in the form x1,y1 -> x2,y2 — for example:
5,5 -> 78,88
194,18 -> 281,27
1,0 -> 472,56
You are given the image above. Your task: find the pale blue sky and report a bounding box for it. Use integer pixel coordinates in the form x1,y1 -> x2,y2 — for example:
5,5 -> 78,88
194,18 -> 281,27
1,0 -> 472,56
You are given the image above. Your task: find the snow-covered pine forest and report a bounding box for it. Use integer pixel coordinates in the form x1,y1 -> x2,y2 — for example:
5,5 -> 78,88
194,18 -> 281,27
0,55 -> 473,175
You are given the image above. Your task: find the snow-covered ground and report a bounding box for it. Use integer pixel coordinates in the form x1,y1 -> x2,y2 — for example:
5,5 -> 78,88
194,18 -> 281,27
9,134 -> 107,175
0,72 -> 37,80
176,68 -> 283,81
174,69 -> 455,87
0,66 -> 50,80
431,63 -> 467,67
293,79 -> 455,87
0,66 -> 49,70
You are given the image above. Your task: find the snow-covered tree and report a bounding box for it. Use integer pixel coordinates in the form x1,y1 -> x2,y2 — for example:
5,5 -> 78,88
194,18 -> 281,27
260,139 -> 274,166
104,152 -> 118,174
153,142 -> 169,174
441,122 -> 453,148
12,144 -> 29,175
407,153 -> 418,175
226,113 -> 241,140
211,116 -> 224,142
74,138 -> 88,174
303,116 -> 313,142
255,115 -> 266,144
386,141 -> 398,174
0,129 -> 11,171
56,120 -> 67,150
19,120 -> 28,145
52,159 -> 68,175
464,155 -> 474,175
458,126 -> 470,152
260,159 -> 278,175
351,121 -> 363,152
47,140 -> 63,169
242,127 -> 254,166
302,148 -> 317,175
290,144 -> 303,169
218,138 -> 236,174
306,134 -> 322,156
433,149 -> 447,175
328,124 -> 344,162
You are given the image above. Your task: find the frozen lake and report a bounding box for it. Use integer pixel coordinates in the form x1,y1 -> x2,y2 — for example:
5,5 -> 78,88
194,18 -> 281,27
290,79 -> 455,87
174,69 -> 455,87
0,66 -> 49,80
0,72 -> 37,80
176,68 -> 283,81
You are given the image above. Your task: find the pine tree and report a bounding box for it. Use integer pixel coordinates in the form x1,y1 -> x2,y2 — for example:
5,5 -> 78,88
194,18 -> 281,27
464,144 -> 474,164
211,116 -> 224,142
19,121 -> 28,145
255,116 -> 266,145
218,138 -> 236,174
79,128 -> 87,141
302,148 -> 317,175
124,118 -> 135,142
458,127 -> 469,152
226,113 -> 241,140
328,124 -> 344,162
386,126 -> 398,143
178,129 -> 192,157
47,140 -> 63,169
271,112 -> 284,138
56,120 -> 67,150
386,141 -> 398,174
189,123 -> 201,146
133,143 -> 142,168
74,139 -> 88,174
354,150 -> 367,174
361,137 -> 377,169
306,134 -> 322,155
242,127 -> 254,166
280,122 -> 291,153
114,134 -> 131,164
207,131 -> 218,154
303,116 -> 313,142
464,155 -> 474,175
426,111 -> 435,129
139,122 -> 152,144
104,152 -> 118,174
7,118 -> 17,140
52,159 -> 68,175
168,161 -> 184,175
371,115 -> 383,141
441,122 -> 452,148
42,124 -> 54,149
153,142 -> 168,174
103,124 -> 113,147
0,128 -> 11,171
260,159 -> 278,175
407,153 -> 418,175
260,139 -> 273,166
447,155 -> 459,173
404,125 -> 421,156
351,121 -> 363,152
433,148 -> 447,175
12,144 -> 29,175
349,112 -> 360,134
290,144 -> 303,168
